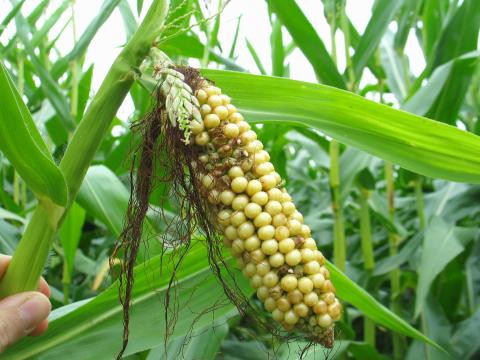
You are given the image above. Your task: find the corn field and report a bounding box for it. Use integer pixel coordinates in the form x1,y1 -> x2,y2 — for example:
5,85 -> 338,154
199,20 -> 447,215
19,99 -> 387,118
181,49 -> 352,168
0,0 -> 479,359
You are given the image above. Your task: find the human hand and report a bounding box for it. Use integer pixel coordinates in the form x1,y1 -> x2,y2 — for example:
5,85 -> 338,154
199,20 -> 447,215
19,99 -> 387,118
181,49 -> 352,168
0,255 -> 51,352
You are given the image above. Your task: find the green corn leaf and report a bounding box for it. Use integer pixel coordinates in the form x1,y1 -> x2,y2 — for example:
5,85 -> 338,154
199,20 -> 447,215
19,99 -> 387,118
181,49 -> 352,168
0,0 -> 26,38
119,0 -> 138,40
421,0 -> 448,59
394,0 -> 421,52
246,38 -> 267,75
50,0 -> 121,79
351,0 -> 404,79
3,243 -> 250,359
0,62 -> 67,206
201,69 -> 480,183
327,262 -> 443,351
269,0 -> 346,89
29,0 -> 70,48
59,202 -> 86,278
270,19 -> 285,77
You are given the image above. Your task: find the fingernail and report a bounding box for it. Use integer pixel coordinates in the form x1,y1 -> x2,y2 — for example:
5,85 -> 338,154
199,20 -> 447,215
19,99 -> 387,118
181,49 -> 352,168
18,293 -> 51,334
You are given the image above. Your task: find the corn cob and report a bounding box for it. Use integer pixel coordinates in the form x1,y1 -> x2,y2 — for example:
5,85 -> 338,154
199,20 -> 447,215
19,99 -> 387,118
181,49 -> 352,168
188,84 -> 341,347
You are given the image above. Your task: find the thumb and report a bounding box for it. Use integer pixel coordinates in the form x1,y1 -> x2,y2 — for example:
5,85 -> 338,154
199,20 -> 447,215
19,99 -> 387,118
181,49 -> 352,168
0,292 -> 51,352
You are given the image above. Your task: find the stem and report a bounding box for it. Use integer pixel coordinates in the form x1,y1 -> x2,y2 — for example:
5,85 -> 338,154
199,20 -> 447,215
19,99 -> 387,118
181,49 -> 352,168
326,3 -> 346,273
330,140 -> 346,271
385,162 -> 405,359
359,187 -> 375,345
415,177 -> 430,360
359,188 -> 374,270
0,0 -> 170,298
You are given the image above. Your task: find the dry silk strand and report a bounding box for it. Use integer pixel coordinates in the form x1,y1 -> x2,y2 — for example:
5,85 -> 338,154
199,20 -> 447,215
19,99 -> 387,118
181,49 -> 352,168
143,51 -> 342,347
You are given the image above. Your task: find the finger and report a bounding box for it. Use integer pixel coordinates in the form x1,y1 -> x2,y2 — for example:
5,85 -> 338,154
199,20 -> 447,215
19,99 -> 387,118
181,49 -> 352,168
28,319 -> 49,337
0,292 -> 51,352
0,255 -> 11,279
38,278 -> 51,298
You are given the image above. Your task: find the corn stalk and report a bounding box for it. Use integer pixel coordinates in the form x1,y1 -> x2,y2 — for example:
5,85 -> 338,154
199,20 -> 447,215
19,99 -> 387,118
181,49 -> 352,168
0,0 -> 170,298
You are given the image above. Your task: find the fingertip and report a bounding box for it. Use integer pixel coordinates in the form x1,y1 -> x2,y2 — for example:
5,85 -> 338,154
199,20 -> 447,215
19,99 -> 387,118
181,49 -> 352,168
38,278 -> 51,298
28,319 -> 49,337
0,255 -> 11,279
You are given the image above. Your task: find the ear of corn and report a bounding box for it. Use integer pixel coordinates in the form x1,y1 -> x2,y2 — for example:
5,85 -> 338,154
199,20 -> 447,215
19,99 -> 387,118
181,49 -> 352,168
147,49 -> 341,347
190,84 -> 341,347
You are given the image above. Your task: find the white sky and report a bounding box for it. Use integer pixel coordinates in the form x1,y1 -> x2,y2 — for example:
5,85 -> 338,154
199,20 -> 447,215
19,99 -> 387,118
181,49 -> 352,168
2,0 -> 427,119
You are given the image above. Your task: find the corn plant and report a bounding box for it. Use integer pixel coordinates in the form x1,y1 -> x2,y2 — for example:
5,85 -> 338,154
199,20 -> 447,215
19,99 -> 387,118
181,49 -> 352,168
0,0 -> 479,359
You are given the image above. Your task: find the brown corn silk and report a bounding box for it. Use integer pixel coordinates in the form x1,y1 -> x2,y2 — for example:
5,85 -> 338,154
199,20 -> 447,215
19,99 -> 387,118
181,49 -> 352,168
112,60 -> 341,359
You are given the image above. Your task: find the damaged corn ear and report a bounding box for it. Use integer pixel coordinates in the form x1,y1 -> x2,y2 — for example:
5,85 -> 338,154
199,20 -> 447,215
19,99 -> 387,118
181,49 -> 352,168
190,83 -> 341,347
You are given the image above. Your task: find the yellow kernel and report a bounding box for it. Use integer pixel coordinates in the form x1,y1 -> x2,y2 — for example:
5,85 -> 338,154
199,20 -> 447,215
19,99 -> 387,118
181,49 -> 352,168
231,177 -> 248,193
290,211 -> 304,223
244,202 -> 262,219
287,289 -> 303,304
313,300 -> 328,315
238,221 -> 255,239
220,94 -> 230,105
204,113 -> 220,128
190,120 -> 204,135
246,140 -> 263,154
304,261 -> 321,275
253,212 -> 272,227
220,190 -> 235,206
243,263 -> 256,277
256,260 -> 270,276
224,123 -> 239,138
255,162 -> 274,177
226,104 -> 237,115
282,201 -> 296,215
202,174 -> 215,189
301,249 -> 315,263
275,226 -> 290,241
195,132 -> 209,146
250,274 -> 263,288
328,300 -> 342,318
317,314 -> 333,328
285,249 -> 302,266
232,194 -> 249,211
272,213 -> 287,227
282,192 -> 292,202
276,298 -> 291,312
250,249 -> 265,263
303,238 -> 317,250
284,310 -> 299,325
322,292 -> 336,305
258,225 -> 275,240
298,277 -> 314,294
251,191 -> 269,205
207,94 -> 222,107
196,89 -> 208,103
246,179 -> 262,196
224,225 -> 237,240
263,271 -> 279,288
236,120 -> 250,132
200,104 -> 211,116
288,219 -> 302,235
244,235 -> 261,251
229,112 -> 244,124
228,166 -> 244,178
253,151 -> 268,165
280,275 -> 298,292
268,188 -> 283,201
294,303 -> 309,317
230,211 -> 246,227
272,309 -> 284,322
315,250 -> 325,264
303,291 -> 319,306
265,200 -> 282,215
269,252 -> 285,267
257,286 -> 269,301
231,239 -> 244,255
279,238 -> 295,254
264,297 -> 276,311
205,86 -> 221,96
260,174 -> 278,191
240,130 -> 257,144
300,225 -> 311,237
217,210 -> 232,227
214,105 -> 229,120
261,239 -> 278,255
310,273 -> 326,289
